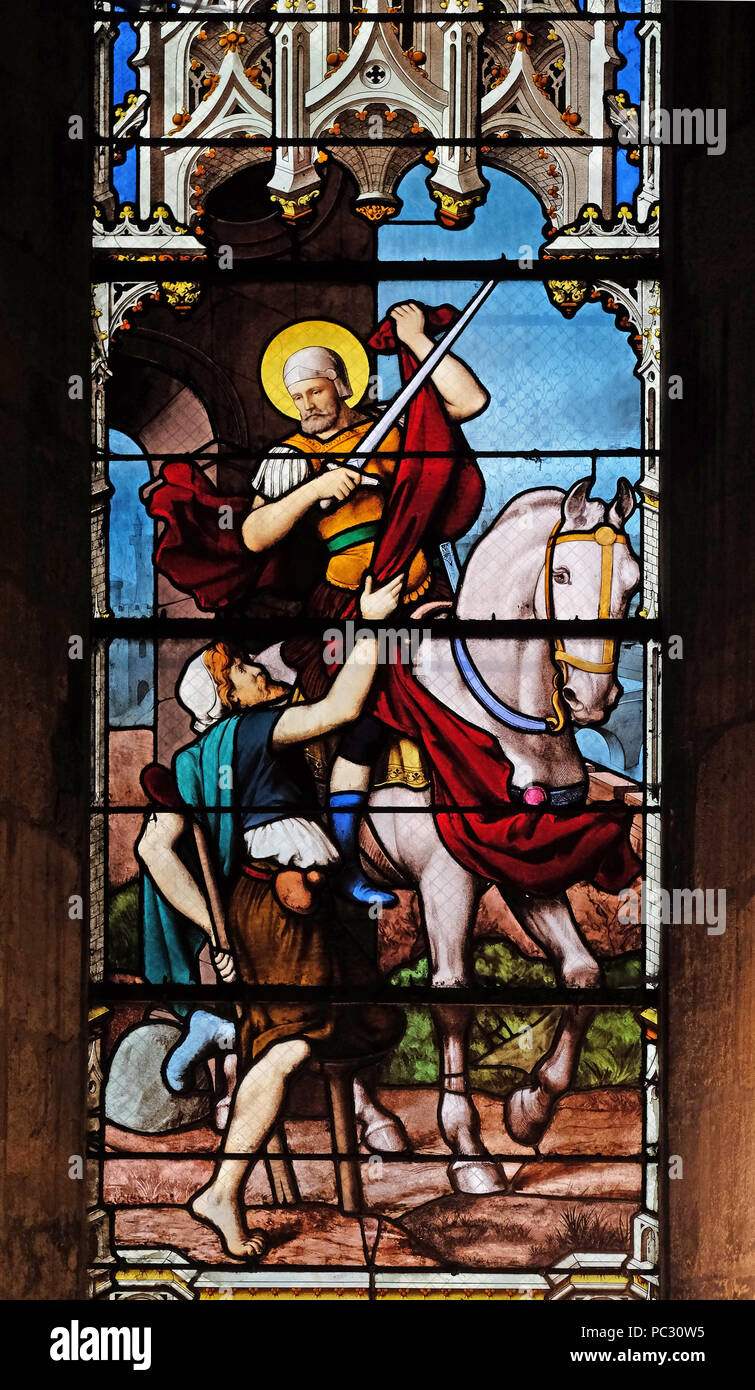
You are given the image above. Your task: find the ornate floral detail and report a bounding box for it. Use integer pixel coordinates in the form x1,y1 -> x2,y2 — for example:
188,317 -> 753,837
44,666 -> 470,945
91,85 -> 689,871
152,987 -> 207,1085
431,188 -> 483,228
355,201 -> 399,223
269,188 -> 320,223
506,29 -> 532,53
114,91 -> 139,122
325,48 -> 349,78
404,47 -> 427,76
487,64 -> 509,90
93,207 -> 203,261
218,29 -> 247,56
160,281 -> 202,313
545,279 -> 589,318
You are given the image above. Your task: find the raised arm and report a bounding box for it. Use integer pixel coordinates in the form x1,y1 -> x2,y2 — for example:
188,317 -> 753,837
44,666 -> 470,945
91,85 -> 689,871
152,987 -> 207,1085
390,301 -> 489,422
272,574 -> 404,745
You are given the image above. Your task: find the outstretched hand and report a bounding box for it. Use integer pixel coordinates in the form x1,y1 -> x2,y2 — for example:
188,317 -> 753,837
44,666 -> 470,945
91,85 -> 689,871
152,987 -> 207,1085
359,572 -> 404,621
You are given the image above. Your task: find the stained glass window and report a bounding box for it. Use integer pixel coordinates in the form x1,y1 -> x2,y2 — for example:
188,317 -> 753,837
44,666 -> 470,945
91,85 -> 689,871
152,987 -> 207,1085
90,0 -> 662,1302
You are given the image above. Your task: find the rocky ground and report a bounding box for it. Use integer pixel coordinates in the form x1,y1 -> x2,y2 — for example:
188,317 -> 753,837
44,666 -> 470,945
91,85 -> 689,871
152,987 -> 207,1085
106,1084 -> 641,1270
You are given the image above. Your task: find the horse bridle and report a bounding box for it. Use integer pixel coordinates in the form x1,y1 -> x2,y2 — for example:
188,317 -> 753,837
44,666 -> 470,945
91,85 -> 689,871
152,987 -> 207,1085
452,520 -> 627,737
544,520 -> 627,669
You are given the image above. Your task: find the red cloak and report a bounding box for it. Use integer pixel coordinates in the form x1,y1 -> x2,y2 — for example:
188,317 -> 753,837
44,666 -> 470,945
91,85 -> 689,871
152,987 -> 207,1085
144,304 -> 639,895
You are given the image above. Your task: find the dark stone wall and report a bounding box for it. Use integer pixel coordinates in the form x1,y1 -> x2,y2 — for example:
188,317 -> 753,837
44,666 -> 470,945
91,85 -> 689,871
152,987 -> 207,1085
109,276 -> 378,459
663,3 -> 755,1299
0,0 -> 90,1297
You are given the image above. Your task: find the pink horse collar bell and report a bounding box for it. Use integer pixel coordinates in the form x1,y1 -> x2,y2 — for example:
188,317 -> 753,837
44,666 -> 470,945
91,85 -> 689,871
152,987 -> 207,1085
522,784 -> 548,806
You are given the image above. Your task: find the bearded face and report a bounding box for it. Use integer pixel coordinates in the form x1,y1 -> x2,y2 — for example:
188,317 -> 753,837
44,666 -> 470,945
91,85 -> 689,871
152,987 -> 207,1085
287,376 -> 343,435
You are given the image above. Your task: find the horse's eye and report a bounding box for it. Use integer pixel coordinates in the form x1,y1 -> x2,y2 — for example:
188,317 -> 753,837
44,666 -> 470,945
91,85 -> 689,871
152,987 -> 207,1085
553,569 -> 570,585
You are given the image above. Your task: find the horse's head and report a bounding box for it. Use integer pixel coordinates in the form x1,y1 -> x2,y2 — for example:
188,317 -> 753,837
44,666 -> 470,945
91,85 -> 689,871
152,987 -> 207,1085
535,477 -> 640,726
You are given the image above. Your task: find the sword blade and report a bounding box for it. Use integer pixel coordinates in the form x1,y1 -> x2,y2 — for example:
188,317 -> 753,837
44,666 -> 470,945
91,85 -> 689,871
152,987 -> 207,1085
353,279 -> 497,458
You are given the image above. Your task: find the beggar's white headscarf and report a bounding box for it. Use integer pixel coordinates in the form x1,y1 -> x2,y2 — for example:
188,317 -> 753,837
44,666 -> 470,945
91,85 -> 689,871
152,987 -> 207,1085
177,646 -> 298,735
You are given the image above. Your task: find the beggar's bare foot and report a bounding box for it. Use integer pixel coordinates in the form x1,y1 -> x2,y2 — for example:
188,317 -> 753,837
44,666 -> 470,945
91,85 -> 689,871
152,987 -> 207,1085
191,1183 -> 267,1262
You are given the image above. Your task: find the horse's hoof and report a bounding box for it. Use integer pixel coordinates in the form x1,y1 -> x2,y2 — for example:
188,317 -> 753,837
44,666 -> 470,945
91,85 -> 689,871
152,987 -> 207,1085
560,961 -> 602,990
361,1117 -> 411,1155
448,1160 -> 508,1196
504,1086 -> 553,1148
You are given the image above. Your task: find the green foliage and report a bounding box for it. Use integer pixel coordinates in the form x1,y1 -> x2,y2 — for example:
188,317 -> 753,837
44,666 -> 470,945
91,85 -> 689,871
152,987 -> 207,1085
574,1009 -> 641,1088
380,1003 -> 641,1094
108,878 -> 141,974
383,940 -> 643,1093
380,1006 -> 439,1086
390,943 -> 642,992
604,953 -> 643,987
474,941 -> 555,988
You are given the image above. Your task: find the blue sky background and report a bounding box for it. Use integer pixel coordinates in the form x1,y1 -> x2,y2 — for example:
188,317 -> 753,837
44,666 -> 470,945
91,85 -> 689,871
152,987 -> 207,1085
113,22 -> 139,203
109,430 -> 154,616
615,20 -> 642,205
378,166 -> 642,565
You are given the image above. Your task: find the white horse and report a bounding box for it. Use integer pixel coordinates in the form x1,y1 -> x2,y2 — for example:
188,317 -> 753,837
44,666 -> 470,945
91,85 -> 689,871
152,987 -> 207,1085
359,477 -> 641,1194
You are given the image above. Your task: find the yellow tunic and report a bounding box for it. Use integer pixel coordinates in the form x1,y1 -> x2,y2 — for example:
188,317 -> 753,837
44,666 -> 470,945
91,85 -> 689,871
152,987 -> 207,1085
283,417 -> 431,602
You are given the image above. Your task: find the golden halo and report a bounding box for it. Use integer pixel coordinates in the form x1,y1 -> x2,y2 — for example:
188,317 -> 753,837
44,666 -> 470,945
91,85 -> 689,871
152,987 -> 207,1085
260,319 -> 370,419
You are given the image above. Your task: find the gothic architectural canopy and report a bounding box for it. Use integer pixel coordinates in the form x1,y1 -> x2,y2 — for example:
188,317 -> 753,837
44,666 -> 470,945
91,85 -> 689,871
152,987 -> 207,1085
95,0 -> 658,235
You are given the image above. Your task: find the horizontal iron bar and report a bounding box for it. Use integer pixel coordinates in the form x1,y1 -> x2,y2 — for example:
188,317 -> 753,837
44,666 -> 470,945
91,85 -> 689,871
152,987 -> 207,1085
91,616 -> 662,636
99,8 -> 652,23
87,1145 -> 646,1164
91,258 -> 661,284
104,135 -> 650,148
97,799 -> 659,814
95,447 -> 658,460
90,983 -> 656,1005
